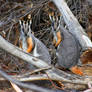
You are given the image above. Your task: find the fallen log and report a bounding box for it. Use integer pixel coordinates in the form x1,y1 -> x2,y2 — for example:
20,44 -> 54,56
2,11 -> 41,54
52,0 -> 92,64
0,35 -> 92,85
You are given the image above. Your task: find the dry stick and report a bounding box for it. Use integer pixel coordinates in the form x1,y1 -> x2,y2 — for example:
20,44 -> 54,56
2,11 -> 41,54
52,0 -> 92,61
0,35 -> 92,85
10,82 -> 23,92
15,66 -> 52,78
17,74 -> 49,81
46,72 -> 64,90
0,69 -> 53,92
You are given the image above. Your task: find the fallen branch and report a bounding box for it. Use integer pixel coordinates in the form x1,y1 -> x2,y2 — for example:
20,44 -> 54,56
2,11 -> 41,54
0,69 -> 52,92
0,35 -> 92,86
10,82 -> 23,92
13,68 -> 92,85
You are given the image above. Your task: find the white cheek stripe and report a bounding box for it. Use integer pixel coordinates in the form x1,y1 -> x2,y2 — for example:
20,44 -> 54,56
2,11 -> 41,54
33,43 -> 41,57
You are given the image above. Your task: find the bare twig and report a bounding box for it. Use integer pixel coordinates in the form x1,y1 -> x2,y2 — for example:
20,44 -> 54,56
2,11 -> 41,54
0,68 -> 53,92
10,82 -> 23,92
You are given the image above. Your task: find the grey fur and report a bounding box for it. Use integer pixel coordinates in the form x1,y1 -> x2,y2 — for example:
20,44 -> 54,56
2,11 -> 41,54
56,25 -> 81,68
29,34 -> 51,65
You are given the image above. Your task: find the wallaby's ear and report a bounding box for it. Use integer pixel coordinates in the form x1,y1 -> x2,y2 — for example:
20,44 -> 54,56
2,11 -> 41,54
19,20 -> 22,25
49,12 -> 55,22
48,2 -> 56,10
19,20 -> 23,31
27,14 -> 32,26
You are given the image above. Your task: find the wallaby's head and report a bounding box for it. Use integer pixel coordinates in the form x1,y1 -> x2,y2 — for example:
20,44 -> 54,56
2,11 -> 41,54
19,14 -> 32,36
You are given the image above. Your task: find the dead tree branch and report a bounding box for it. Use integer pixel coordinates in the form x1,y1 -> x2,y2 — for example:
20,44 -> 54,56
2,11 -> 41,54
0,35 -> 92,86
0,69 -> 53,92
